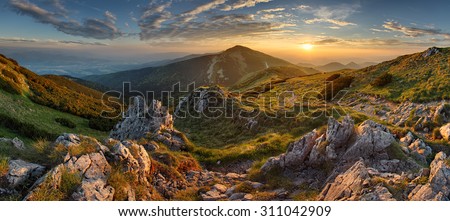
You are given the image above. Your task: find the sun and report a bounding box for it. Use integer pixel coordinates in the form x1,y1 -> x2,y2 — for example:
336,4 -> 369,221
301,43 -> 314,51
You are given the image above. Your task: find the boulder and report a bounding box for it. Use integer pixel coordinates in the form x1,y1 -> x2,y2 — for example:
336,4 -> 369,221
212,184 -> 228,194
11,137 -> 25,150
409,152 -> 450,200
342,120 -> 394,161
440,123 -> 450,141
319,160 -> 369,201
110,96 -> 173,141
360,185 -> 396,201
7,160 -> 45,188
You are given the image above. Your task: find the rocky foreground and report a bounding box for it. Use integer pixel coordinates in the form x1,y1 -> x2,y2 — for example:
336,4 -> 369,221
1,95 -> 450,201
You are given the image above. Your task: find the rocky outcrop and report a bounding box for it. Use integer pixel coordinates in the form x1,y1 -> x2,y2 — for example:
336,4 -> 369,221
110,96 -> 190,151
440,123 -> 450,141
110,96 -> 173,141
423,47 -> 440,58
262,116 -> 397,174
409,152 -> 450,200
7,160 -> 45,188
24,134 -> 114,201
319,160 -> 369,201
0,137 -> 25,150
175,86 -> 232,116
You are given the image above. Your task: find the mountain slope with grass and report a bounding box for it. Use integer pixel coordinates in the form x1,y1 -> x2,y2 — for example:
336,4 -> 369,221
85,45 -> 318,94
349,47 -> 450,102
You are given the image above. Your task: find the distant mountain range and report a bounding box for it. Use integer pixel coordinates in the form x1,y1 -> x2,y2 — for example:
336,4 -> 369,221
84,45 -> 319,94
298,61 -> 378,72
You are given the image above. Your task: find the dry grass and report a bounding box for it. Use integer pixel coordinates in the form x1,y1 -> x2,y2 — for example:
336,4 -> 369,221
172,187 -> 201,201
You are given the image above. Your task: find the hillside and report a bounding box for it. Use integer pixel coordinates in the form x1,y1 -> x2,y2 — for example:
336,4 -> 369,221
350,47 -> 450,102
0,54 -> 119,119
85,45 -> 318,94
303,61 -> 378,72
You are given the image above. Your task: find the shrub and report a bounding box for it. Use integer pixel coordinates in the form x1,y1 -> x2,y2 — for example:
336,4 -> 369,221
0,156 -> 9,176
432,127 -> 442,140
325,74 -> 341,82
320,76 -> 354,101
371,73 -> 393,87
0,113 -> 58,140
88,117 -> 117,132
55,118 -> 76,129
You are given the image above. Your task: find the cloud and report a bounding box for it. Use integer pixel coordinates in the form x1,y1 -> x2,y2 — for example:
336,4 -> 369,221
180,0 -> 226,22
309,37 -> 434,47
257,8 -> 285,14
382,21 -> 450,38
300,4 -> 359,27
138,0 -> 288,41
9,0 -> 122,40
222,0 -> 271,11
0,37 -> 109,46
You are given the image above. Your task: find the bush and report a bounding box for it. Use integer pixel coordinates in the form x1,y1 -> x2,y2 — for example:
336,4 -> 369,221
371,73 -> 393,87
0,113 -> 58,140
88,117 -> 117,132
432,127 -> 442,140
55,118 -> 76,129
325,74 -> 341,82
320,76 -> 354,101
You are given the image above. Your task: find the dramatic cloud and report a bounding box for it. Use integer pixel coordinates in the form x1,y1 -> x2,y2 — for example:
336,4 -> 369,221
138,0 -> 288,41
180,0 -> 226,22
0,37 -> 109,46
9,0 -> 122,40
309,37 -> 432,47
300,4 -> 358,27
257,8 -> 285,14
382,21 -> 450,38
222,0 -> 271,11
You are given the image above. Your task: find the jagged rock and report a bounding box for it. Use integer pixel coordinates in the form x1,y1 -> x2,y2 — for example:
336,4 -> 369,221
143,141 -> 159,151
25,151 -> 113,201
201,189 -> 227,201
0,137 -> 25,151
72,179 -> 115,201
360,185 -> 396,201
409,152 -> 450,200
11,137 -> 25,150
400,132 -> 415,146
326,116 -> 354,148
261,131 -> 317,172
110,96 -> 173,141
440,123 -> 450,141
243,194 -> 254,201
111,141 -> 152,183
55,133 -> 81,148
229,192 -> 246,201
407,139 -> 432,163
423,47 -> 440,57
213,184 -> 228,194
7,160 -> 45,188
319,160 -> 369,201
342,120 -> 394,161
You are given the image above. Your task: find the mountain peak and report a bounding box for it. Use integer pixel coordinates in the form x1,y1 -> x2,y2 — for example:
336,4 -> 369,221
225,45 -> 253,52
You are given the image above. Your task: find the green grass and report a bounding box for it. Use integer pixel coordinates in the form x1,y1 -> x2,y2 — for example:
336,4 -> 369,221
0,89 -> 108,141
29,168 -> 82,201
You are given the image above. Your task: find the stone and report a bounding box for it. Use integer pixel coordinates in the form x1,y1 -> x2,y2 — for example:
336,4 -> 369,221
319,160 -> 369,201
243,194 -> 254,201
440,123 -> 450,141
143,141 -> 160,151
201,189 -> 227,201
213,184 -> 228,194
7,160 -> 45,188
408,152 -> 450,201
343,120 -> 394,161
72,179 -> 115,201
110,96 -> 174,141
11,137 -> 25,150
360,185 -> 396,201
229,192 -> 246,201
55,133 -> 81,148
326,116 -> 354,149
400,132 -> 415,146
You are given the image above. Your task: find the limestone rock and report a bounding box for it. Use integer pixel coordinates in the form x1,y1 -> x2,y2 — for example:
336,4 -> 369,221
409,152 -> 450,200
326,116 -> 354,149
343,120 -> 394,161
440,123 -> 450,141
213,184 -> 228,194
11,137 -> 25,150
360,185 -> 396,201
110,96 -> 173,141
319,160 -> 369,201
7,160 -> 45,188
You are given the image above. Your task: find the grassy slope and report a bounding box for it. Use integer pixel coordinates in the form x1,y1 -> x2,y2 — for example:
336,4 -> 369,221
0,89 -> 108,140
349,47 -> 450,102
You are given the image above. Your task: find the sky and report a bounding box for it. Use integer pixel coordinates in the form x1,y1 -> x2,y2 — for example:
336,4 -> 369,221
1,0 -> 450,64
